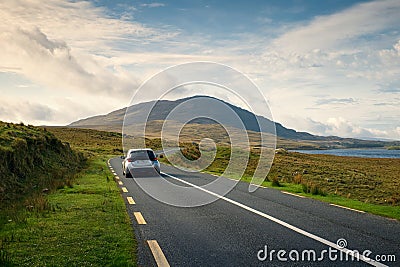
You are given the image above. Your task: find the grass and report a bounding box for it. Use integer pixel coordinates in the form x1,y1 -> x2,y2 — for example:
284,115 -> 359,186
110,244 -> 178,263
0,122 -> 85,206
2,123 -> 398,266
0,124 -> 137,266
45,127 -> 123,157
0,155 -> 136,266
163,144 -> 400,220
239,178 -> 400,219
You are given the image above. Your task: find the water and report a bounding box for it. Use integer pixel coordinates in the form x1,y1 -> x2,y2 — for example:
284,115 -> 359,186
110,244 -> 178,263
290,148 -> 400,159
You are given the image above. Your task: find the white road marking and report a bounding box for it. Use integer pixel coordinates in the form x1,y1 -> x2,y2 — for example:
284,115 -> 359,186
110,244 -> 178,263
282,191 -> 306,198
118,181 -> 123,185
161,172 -> 386,267
115,175 -> 120,180
121,187 -> 128,193
147,240 -> 170,267
134,212 -> 147,225
330,204 -> 365,213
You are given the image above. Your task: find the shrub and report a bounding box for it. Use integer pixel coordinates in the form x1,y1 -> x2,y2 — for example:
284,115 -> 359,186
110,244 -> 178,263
293,173 -> 302,184
0,248 -> 12,266
271,177 -> 281,187
302,182 -> 326,196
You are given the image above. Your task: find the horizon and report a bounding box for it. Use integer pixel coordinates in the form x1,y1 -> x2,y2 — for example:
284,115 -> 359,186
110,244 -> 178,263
1,0 -> 399,141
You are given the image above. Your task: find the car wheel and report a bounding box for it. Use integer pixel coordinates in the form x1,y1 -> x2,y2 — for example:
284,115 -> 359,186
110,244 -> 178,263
125,169 -> 132,178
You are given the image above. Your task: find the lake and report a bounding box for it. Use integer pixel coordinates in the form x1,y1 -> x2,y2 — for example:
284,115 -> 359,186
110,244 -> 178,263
290,148 -> 400,159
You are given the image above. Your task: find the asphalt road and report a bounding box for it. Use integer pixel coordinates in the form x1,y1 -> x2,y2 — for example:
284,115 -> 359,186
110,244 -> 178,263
108,158 -> 400,267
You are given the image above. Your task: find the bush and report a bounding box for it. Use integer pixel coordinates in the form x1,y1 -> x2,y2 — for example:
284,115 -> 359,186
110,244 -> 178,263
293,173 -> 302,184
271,177 -> 281,187
302,182 -> 326,196
0,248 -> 12,266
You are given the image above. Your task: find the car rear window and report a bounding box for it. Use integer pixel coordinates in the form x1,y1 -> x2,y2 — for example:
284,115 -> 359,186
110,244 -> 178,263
129,150 -> 156,160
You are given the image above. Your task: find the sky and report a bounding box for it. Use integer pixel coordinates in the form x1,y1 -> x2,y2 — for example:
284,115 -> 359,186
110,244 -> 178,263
1,0 -> 399,140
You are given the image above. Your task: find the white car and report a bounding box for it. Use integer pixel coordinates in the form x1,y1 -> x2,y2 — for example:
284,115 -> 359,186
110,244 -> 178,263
122,148 -> 160,177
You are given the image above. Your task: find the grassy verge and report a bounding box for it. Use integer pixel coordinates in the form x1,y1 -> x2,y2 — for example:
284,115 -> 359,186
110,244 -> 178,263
1,125 -> 137,266
0,155 -> 136,266
240,177 -> 400,220
163,144 -> 400,221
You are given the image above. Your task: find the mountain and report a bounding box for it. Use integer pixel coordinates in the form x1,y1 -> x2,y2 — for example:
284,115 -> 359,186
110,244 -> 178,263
69,95 -> 394,148
70,95 -> 315,139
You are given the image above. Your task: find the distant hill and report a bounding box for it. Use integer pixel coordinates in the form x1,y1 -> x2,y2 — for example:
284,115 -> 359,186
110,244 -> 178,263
69,95 -> 395,149
70,95 -> 316,139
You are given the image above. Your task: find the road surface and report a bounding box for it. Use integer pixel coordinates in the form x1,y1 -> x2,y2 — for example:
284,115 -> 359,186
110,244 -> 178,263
108,158 -> 399,266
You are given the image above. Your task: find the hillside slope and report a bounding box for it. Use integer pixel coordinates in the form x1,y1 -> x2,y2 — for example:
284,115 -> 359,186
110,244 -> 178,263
69,95 -> 393,149
0,122 -> 85,206
70,95 -> 317,139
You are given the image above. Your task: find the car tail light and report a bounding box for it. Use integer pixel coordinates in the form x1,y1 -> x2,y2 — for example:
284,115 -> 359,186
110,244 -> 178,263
127,158 -> 133,162
153,157 -> 158,161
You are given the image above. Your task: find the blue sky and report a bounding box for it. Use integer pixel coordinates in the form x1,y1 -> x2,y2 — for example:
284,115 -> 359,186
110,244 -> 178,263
0,0 -> 399,140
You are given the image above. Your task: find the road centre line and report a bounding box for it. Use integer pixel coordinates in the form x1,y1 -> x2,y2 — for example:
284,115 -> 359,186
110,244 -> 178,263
161,172 -> 386,267
134,212 -> 147,225
147,240 -> 170,267
127,196 -> 136,204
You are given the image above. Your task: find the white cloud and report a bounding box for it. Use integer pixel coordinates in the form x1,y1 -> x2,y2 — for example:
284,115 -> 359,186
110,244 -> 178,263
272,0 -> 400,52
309,117 -> 396,139
140,3 -> 165,8
316,98 -> 356,106
0,99 -> 55,123
0,0 -> 166,51
0,27 -> 136,96
0,0 -> 182,124
275,114 -> 400,140
258,0 -> 400,83
251,0 -> 400,140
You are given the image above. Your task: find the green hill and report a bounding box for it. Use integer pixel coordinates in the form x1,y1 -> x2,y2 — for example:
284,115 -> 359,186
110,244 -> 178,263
0,121 -> 85,207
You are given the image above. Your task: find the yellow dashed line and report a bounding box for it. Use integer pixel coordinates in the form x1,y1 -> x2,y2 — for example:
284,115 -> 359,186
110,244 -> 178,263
127,196 -> 136,205
147,240 -> 170,267
121,187 -> 128,193
134,212 -> 147,225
